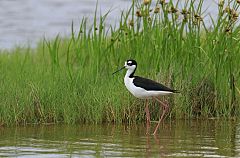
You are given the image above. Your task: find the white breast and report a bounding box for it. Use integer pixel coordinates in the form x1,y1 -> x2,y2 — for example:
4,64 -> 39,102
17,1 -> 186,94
124,76 -> 173,99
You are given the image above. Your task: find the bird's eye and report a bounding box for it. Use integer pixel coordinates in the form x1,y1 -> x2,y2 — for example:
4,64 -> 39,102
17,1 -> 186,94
127,61 -> 132,65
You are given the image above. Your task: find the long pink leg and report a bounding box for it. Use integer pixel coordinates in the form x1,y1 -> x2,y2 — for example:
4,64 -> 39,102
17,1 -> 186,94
152,97 -> 169,135
145,99 -> 150,134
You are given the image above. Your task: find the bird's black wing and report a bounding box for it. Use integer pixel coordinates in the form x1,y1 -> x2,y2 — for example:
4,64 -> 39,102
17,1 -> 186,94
133,76 -> 178,92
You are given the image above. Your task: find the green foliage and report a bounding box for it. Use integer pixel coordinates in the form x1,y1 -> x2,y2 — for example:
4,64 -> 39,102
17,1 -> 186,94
0,0 -> 240,125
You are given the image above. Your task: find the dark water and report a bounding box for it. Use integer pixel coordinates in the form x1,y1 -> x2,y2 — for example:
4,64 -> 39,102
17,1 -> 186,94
0,0 -> 218,49
0,120 -> 239,157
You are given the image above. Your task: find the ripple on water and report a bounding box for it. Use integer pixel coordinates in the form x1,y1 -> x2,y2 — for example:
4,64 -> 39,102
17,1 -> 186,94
0,121 -> 239,157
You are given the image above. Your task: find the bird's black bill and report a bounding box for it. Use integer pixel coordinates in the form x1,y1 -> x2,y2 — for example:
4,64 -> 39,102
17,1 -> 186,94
112,66 -> 125,75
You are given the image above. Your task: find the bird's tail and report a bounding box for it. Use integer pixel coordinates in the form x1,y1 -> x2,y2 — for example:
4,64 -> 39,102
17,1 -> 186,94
172,89 -> 180,93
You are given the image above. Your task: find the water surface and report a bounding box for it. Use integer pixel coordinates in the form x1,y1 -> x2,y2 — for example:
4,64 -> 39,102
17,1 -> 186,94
0,0 -> 218,49
0,120 -> 239,157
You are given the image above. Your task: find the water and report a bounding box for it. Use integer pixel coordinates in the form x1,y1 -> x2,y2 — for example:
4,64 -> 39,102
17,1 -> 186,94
0,120 -> 239,157
0,0 -> 219,49
0,0 -> 132,49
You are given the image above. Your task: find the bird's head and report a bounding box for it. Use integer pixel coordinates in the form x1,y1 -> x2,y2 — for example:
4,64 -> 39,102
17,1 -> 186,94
112,59 -> 137,75
124,59 -> 137,70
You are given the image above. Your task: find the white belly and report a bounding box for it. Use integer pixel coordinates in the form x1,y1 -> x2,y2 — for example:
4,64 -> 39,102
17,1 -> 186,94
124,77 -> 172,99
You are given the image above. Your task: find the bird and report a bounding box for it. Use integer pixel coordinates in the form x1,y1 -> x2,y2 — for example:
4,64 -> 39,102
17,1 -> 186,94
113,59 -> 179,135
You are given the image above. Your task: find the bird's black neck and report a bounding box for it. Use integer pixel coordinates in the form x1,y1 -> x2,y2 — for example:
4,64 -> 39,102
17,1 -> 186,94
126,68 -> 136,78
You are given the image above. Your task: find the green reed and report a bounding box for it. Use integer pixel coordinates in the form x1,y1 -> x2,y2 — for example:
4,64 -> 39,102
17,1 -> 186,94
0,0 -> 240,125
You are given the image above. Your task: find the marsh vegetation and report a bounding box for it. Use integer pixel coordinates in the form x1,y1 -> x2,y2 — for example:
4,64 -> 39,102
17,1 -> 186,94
0,0 -> 240,125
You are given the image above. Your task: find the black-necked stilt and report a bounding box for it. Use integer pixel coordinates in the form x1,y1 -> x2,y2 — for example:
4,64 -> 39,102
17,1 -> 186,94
113,59 -> 179,135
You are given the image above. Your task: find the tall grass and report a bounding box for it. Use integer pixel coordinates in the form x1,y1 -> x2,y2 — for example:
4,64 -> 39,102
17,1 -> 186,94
0,0 -> 240,125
